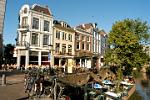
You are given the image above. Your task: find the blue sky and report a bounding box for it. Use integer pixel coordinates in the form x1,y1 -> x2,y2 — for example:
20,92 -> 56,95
3,0 -> 150,45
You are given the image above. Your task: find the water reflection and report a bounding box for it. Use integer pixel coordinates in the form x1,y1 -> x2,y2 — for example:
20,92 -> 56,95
136,73 -> 150,100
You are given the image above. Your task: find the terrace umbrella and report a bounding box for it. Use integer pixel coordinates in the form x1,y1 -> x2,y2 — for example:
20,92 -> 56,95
93,83 -> 103,89
102,80 -> 113,85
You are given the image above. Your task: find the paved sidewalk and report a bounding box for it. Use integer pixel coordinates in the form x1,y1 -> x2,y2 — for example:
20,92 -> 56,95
0,74 -> 28,100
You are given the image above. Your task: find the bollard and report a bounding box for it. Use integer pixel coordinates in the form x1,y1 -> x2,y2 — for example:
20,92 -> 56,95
2,74 -> 6,86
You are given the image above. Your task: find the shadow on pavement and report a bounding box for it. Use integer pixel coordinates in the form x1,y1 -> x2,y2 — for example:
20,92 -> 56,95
16,96 -> 29,100
6,81 -> 24,86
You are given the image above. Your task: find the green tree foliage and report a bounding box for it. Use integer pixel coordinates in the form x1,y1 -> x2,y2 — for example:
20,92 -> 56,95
105,19 -> 150,75
4,44 -> 15,64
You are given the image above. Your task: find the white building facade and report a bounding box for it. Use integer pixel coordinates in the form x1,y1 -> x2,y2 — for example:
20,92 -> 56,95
15,4 -> 53,68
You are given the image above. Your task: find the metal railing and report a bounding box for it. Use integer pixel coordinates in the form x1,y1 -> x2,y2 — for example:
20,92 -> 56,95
16,41 -> 30,48
18,24 -> 29,29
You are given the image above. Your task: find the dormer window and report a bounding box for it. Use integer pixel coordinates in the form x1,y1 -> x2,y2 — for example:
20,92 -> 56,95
60,22 -> 68,28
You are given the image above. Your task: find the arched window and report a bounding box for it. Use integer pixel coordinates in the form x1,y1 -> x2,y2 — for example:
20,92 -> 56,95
24,8 -> 27,13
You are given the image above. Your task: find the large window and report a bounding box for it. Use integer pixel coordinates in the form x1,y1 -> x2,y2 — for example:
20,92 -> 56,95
24,8 -> 27,13
32,17 -> 39,29
43,20 -> 49,32
43,35 -> 49,45
68,45 -> 72,55
76,42 -> 80,49
76,34 -> 80,40
63,32 -> 67,40
82,42 -> 84,50
22,17 -> 28,28
55,43 -> 60,53
86,43 -> 90,51
82,35 -> 85,41
65,33 -> 67,40
86,36 -> 90,42
56,30 -> 60,39
20,33 -> 26,46
62,32 -> 65,40
32,33 -> 38,46
68,34 -> 72,41
62,44 -> 66,54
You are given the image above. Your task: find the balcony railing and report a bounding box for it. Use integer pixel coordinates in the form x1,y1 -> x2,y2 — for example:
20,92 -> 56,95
18,24 -> 29,29
16,41 -> 30,48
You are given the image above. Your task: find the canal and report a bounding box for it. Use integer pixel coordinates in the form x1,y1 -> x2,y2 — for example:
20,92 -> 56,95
135,73 -> 150,100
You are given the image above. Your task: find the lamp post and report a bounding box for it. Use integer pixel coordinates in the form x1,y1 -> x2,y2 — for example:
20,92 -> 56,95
48,44 -> 53,68
23,41 -> 30,69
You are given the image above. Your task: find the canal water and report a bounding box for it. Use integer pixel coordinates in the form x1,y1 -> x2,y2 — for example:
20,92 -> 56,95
136,73 -> 150,100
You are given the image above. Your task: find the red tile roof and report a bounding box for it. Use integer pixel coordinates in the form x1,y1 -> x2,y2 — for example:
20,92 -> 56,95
31,4 -> 51,15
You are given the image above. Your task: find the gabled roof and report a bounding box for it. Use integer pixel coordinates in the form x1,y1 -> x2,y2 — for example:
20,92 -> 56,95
99,30 -> 107,36
53,20 -> 72,29
31,4 -> 51,15
76,23 -> 94,30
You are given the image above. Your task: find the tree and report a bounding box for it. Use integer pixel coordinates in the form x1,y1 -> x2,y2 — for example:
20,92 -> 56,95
105,19 -> 150,76
4,44 -> 15,64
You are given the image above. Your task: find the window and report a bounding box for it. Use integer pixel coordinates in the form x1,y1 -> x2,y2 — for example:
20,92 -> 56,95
43,35 -> 49,45
87,36 -> 90,42
65,33 -> 67,40
82,42 -> 84,50
82,35 -> 85,41
68,45 -> 72,55
21,33 -> 26,46
24,8 -> 27,13
55,43 -> 60,53
76,42 -> 79,49
56,31 -> 60,39
68,34 -> 72,41
32,17 -> 39,29
86,43 -> 90,51
62,44 -> 66,54
62,32 -> 65,40
22,17 -> 28,28
44,20 -> 49,32
76,34 -> 80,40
32,33 -> 38,46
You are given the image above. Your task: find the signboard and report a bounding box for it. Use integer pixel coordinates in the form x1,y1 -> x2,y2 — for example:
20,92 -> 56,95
67,59 -> 73,73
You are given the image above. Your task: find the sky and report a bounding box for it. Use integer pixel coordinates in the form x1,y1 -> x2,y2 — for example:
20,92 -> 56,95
3,0 -> 150,45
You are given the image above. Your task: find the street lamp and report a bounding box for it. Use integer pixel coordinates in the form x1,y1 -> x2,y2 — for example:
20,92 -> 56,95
48,44 -> 53,68
24,41 -> 30,69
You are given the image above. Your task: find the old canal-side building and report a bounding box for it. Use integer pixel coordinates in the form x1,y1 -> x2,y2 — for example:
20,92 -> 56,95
74,23 -> 108,69
74,24 -> 93,68
15,4 -> 108,70
99,30 -> 108,67
53,20 -> 75,70
15,4 -> 53,68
